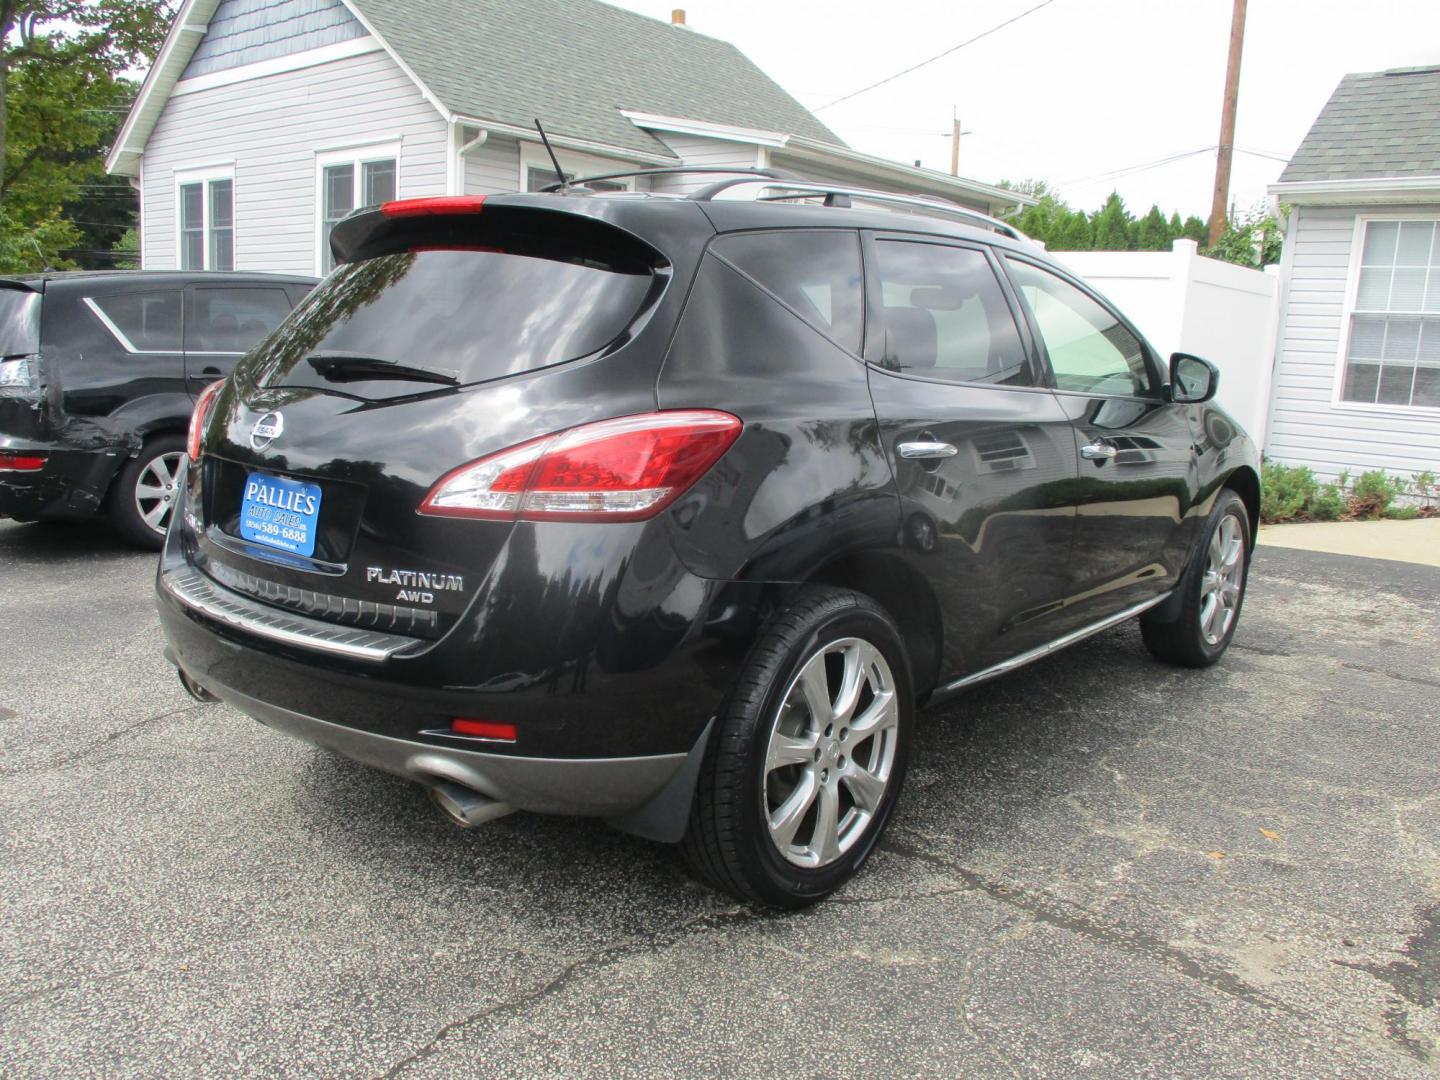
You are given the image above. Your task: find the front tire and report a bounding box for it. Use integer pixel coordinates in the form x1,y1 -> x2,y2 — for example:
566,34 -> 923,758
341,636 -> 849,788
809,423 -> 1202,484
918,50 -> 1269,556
681,587 -> 913,908
1141,488 -> 1250,667
108,434 -> 186,551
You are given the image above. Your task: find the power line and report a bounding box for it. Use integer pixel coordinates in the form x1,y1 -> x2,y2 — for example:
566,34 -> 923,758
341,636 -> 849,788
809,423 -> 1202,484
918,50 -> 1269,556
815,0 -> 1064,111
1059,146 -> 1216,190
1235,147 -> 1290,163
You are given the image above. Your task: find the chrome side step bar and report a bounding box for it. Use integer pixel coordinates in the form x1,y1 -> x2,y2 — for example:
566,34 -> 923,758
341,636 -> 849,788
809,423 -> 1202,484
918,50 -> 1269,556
160,567 -> 423,663
932,592 -> 1171,701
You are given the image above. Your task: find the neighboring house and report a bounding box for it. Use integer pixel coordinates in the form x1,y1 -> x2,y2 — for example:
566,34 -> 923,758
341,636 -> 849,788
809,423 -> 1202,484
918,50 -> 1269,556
1266,65 -> 1440,483
106,0 -> 1030,276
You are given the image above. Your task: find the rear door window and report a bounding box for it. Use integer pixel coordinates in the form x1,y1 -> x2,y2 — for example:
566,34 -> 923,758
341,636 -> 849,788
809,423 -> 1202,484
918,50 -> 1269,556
710,230 -> 863,354
249,237 -> 655,390
872,240 -> 1032,386
86,291 -> 182,352
185,287 -> 293,353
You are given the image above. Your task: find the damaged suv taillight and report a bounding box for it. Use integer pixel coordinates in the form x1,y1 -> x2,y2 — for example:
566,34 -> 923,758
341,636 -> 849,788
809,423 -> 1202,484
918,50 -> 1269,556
419,411 -> 742,522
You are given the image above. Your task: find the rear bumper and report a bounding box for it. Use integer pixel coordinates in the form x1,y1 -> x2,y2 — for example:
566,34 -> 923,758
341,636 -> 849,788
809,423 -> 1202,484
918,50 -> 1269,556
200,677 -> 698,821
0,438 -> 122,520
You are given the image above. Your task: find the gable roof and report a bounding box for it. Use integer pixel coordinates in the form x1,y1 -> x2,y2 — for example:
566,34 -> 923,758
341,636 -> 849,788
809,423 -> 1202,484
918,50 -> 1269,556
348,0 -> 842,158
107,0 -> 841,173
1279,65 -> 1440,184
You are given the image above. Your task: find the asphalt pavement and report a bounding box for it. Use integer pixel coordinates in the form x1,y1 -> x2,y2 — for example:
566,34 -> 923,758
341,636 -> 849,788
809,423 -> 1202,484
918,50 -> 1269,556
1,517 -> 1437,1078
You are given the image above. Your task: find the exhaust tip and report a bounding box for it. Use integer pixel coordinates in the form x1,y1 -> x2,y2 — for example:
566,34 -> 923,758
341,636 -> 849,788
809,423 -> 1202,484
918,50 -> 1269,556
178,668 -> 220,703
426,780 -> 513,828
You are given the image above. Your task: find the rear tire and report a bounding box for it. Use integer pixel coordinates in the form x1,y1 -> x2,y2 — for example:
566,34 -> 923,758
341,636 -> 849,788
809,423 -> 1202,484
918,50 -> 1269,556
1141,489 -> 1250,667
681,586 -> 913,908
108,434 -> 186,551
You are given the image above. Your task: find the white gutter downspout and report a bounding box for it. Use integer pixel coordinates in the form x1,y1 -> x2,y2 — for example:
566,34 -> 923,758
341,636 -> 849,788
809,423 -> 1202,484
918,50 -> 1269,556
449,125 -> 489,194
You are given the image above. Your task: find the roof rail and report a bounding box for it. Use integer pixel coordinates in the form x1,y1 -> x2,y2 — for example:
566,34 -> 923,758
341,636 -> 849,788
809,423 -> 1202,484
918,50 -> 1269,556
537,165 -> 802,193
687,176 -> 1028,240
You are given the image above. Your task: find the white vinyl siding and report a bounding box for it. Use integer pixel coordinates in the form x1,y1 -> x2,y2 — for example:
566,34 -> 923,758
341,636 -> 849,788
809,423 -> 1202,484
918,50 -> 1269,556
140,49 -> 447,274
1266,204 -> 1440,480
462,136 -> 521,194
647,134 -> 758,195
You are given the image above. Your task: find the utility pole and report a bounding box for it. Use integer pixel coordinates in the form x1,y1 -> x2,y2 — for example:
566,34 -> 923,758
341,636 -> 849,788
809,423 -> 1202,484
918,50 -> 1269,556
1208,0 -> 1247,247
947,108 -> 971,177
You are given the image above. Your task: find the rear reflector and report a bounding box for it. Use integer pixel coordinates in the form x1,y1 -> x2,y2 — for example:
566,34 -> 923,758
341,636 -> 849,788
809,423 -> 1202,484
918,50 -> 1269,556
0,453 -> 44,471
380,195 -> 487,218
450,718 -> 517,741
419,410 -> 742,522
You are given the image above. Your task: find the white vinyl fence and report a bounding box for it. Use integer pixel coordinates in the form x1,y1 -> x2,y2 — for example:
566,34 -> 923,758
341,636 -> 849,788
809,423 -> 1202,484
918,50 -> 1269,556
1051,239 -> 1280,444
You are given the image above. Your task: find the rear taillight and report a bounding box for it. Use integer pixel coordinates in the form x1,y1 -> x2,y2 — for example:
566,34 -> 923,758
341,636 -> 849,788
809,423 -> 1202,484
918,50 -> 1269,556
0,452 -> 44,471
380,195 -> 486,218
419,411 -> 742,522
187,381 -> 224,461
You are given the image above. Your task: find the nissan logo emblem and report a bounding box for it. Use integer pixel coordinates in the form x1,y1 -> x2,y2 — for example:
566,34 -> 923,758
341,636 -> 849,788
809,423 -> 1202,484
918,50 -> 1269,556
250,411 -> 284,451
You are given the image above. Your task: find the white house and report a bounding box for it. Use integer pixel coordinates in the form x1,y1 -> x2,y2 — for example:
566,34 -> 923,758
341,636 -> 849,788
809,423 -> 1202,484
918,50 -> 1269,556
1266,65 -> 1440,482
106,0 -> 1031,277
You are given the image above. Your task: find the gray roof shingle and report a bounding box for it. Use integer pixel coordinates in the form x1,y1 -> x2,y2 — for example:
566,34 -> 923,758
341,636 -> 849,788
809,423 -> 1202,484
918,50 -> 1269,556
349,0 -> 843,158
1280,65 -> 1440,182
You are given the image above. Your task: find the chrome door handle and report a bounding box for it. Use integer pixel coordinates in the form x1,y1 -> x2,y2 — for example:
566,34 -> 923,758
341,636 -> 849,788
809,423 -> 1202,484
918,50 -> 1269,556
897,441 -> 959,460
1080,441 -> 1118,460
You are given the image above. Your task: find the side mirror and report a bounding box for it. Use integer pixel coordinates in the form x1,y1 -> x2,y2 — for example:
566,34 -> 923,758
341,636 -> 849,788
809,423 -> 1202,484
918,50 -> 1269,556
1169,352 -> 1218,404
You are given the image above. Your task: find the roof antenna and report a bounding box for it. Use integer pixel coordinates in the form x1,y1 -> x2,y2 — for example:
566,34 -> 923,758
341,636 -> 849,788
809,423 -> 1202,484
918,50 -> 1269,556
534,119 -> 567,192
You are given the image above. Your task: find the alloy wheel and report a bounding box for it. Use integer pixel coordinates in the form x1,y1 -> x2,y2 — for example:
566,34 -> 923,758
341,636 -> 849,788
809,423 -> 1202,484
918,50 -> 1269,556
762,637 -> 900,868
1199,513 -> 1245,645
134,451 -> 186,536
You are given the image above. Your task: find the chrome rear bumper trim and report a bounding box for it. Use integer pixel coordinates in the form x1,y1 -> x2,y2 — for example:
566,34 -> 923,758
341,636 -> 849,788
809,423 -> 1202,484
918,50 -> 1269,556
159,566 -> 422,662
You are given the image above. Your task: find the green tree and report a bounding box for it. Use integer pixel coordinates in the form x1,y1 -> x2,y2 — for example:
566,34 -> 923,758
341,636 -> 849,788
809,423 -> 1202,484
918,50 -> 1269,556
1053,208 -> 1093,251
1181,215 -> 1208,244
0,2 -> 171,270
1089,191 -> 1135,251
1208,204 -> 1285,268
1135,204 -> 1171,251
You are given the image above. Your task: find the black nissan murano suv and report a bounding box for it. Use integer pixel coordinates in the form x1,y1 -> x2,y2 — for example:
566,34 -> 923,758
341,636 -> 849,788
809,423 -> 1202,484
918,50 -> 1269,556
157,172 -> 1260,907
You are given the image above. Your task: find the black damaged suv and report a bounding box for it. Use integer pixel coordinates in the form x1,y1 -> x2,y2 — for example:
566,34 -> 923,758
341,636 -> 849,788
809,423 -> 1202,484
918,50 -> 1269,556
0,271 -> 313,547
158,172 -> 1259,906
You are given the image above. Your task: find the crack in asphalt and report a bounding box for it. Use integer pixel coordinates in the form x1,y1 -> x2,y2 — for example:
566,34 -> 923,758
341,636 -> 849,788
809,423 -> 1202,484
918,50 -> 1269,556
374,906 -> 764,1078
876,832 -> 1296,1016
0,702 -> 206,778
1338,661 -> 1440,691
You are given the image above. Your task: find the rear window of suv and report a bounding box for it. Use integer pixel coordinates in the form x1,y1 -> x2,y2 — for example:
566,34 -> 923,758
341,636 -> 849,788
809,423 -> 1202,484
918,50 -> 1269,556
248,230 -> 657,390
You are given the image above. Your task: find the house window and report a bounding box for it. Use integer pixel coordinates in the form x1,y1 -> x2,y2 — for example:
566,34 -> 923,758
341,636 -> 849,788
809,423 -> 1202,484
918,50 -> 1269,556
525,166 -> 627,193
1342,219 -> 1440,409
176,170 -> 234,271
317,146 -> 399,273
519,144 -> 634,194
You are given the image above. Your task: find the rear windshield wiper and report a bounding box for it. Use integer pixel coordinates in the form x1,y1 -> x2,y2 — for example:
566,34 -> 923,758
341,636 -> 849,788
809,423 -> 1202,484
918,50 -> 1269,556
306,352 -> 460,386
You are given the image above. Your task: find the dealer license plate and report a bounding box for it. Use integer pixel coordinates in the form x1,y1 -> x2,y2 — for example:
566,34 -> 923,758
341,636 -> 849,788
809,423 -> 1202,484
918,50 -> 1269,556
239,471 -> 322,557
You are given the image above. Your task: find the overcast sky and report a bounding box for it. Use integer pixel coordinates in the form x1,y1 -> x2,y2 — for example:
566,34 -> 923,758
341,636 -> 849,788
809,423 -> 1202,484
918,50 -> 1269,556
606,0 -> 1440,219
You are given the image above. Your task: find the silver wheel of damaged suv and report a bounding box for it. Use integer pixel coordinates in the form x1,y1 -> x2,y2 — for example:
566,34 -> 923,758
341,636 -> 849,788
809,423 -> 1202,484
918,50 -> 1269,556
763,637 -> 900,868
134,450 -> 186,536
109,433 -> 188,551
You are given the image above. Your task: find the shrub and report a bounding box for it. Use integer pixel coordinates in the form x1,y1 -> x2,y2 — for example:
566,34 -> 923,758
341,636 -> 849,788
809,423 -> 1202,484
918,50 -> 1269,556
1348,470 -> 1405,518
1260,461 -> 1315,523
1310,485 -> 1346,521
1259,461 -> 1434,523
